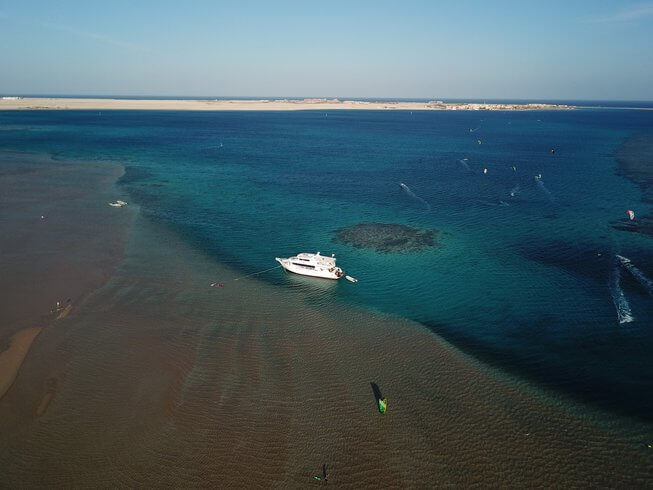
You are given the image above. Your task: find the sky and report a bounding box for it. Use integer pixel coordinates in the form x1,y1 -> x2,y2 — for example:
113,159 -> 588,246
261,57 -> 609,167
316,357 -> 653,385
1,0 -> 652,100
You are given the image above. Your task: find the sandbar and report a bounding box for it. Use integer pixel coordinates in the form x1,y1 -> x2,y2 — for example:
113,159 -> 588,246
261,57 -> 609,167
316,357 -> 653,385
0,306 -> 72,402
0,327 -> 43,400
0,97 -> 574,111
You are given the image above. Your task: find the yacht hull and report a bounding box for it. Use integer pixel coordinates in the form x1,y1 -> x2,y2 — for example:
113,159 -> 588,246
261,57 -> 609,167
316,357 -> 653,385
275,257 -> 342,280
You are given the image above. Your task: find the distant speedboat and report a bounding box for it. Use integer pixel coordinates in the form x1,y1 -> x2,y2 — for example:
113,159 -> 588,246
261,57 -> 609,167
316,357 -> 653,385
276,252 -> 344,280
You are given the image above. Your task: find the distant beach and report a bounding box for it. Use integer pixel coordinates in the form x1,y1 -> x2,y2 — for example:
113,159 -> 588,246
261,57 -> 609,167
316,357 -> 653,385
0,97 -> 574,111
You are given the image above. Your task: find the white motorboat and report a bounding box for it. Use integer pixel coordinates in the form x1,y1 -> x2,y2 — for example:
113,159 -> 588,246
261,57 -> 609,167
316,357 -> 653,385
275,252 -> 344,280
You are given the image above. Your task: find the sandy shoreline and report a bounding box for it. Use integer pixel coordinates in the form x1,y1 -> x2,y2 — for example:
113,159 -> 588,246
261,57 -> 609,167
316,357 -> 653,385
0,97 -> 574,111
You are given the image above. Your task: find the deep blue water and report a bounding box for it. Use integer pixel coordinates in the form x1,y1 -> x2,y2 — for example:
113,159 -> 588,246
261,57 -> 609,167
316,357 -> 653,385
1,108 -> 653,419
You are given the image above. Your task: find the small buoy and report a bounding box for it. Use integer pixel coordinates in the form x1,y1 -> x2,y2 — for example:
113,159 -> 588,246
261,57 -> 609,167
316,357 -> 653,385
40,215 -> 45,219
483,168 -> 488,174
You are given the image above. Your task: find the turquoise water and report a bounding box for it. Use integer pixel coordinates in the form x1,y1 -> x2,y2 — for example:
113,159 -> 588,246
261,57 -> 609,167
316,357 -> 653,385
1,108 -> 652,417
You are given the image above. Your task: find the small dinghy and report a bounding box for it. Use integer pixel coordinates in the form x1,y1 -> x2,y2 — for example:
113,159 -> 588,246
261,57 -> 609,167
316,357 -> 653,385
345,275 -> 358,283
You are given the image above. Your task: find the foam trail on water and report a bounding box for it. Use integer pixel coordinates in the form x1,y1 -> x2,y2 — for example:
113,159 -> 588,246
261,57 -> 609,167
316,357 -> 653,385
616,254 -> 653,297
609,262 -> 635,324
534,175 -> 554,202
399,182 -> 431,211
458,158 -> 472,172
477,199 -> 509,207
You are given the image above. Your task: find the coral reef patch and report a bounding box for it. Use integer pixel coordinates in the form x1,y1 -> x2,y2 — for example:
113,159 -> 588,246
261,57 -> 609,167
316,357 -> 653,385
333,223 -> 439,253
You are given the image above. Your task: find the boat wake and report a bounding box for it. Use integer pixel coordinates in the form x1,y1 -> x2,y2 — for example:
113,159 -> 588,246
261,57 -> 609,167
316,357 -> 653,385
477,199 -> 509,207
609,263 -> 635,324
534,175 -> 555,203
458,158 -> 472,172
616,254 -> 653,297
399,182 -> 431,211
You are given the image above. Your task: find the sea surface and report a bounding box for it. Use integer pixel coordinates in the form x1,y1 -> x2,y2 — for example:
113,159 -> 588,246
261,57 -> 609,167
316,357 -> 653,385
1,107 -> 652,421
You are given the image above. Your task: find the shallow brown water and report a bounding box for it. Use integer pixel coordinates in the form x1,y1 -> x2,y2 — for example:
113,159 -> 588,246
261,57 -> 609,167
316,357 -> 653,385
0,153 -> 652,487
0,151 -> 132,332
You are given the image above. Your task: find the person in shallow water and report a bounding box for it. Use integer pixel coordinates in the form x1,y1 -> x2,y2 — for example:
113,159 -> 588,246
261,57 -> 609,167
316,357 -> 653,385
313,464 -> 328,482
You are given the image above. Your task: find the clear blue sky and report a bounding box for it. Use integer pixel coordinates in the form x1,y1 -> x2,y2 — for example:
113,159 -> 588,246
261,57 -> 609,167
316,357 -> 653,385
1,0 -> 652,100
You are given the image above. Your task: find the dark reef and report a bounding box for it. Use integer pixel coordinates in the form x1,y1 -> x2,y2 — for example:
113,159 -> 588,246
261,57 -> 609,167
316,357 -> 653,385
333,223 -> 438,253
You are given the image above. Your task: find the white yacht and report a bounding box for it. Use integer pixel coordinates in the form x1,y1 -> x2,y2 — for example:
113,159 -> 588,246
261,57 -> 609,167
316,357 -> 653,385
275,252 -> 344,280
